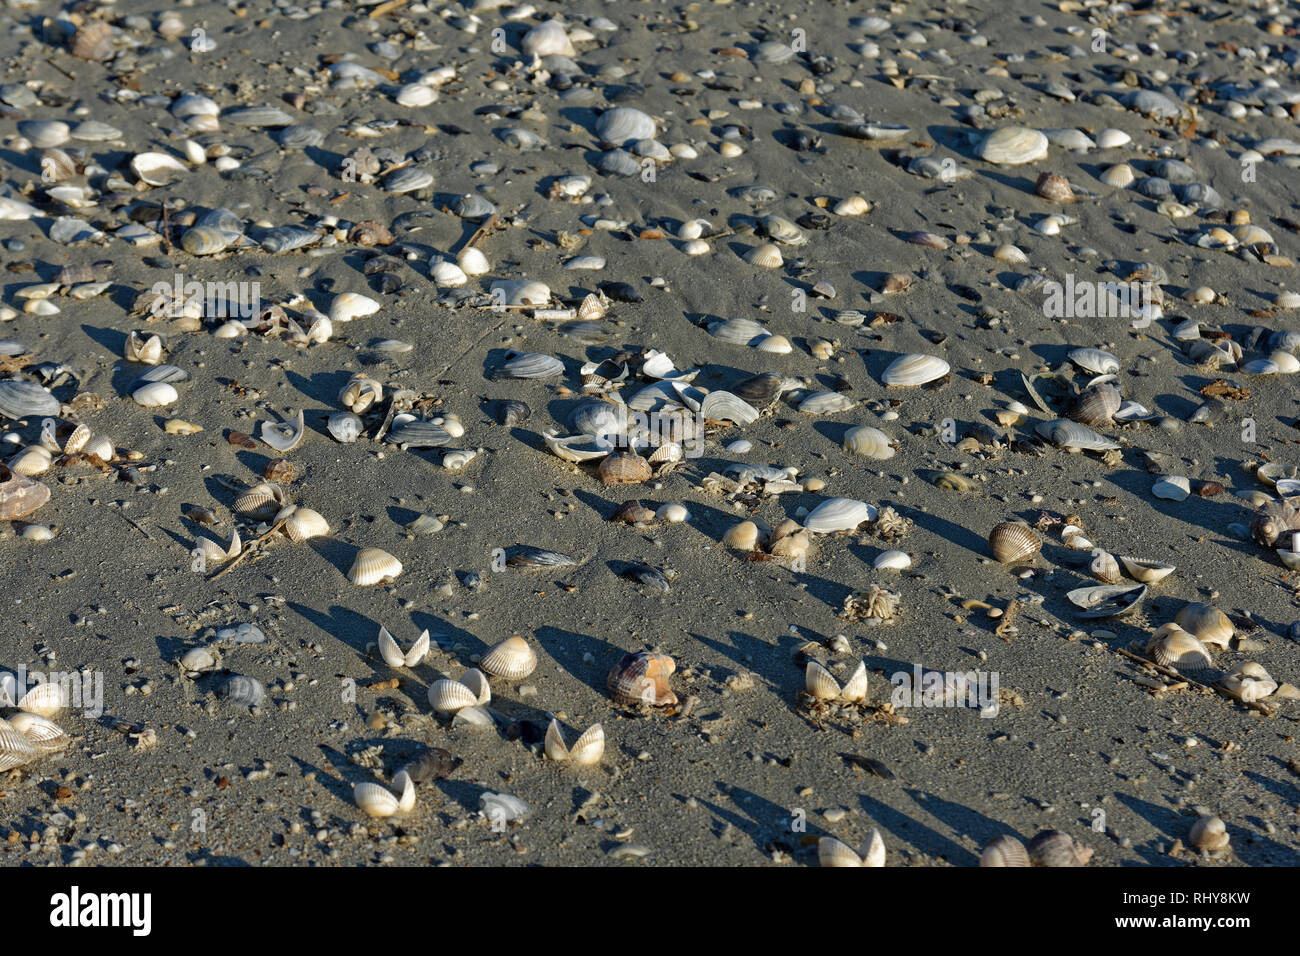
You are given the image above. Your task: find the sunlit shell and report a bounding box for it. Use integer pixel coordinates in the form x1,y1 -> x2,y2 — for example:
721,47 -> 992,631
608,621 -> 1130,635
881,353 -> 949,387
339,375 -> 383,413
261,408 -> 304,453
458,246 -> 490,276
233,481 -> 285,519
980,835 -> 1030,867
354,776 -> 414,818
498,350 -> 563,379
178,226 -> 227,256
700,390 -> 760,424
745,243 -> 783,268
1146,623 -> 1212,673
607,651 -> 677,707
17,681 -> 67,718
798,390 -> 855,414
988,522 -> 1041,564
842,425 -> 895,459
1174,602 -> 1233,649
594,106 -> 656,146
818,829 -> 885,867
1069,382 -> 1121,426
284,507 -> 328,541
545,719 -> 605,765
431,259 -> 468,288
708,317 -> 770,346
993,244 -> 1028,264
328,412 -> 363,443
0,722 -> 37,770
8,446 -> 52,476
459,668 -> 492,705
1187,815 -> 1230,853
131,151 -> 188,186
873,549 -> 911,571
329,292 -> 380,323
1066,583 -> 1147,619
1068,347 -> 1120,375
832,195 -> 872,217
977,127 -> 1049,165
480,636 -> 538,680
1099,163 -> 1135,188
1118,556 -> 1175,583
1089,549 -> 1122,584
6,712 -> 69,753
1251,498 -> 1300,547
426,678 -> 479,712
804,497 -> 875,533
1036,419 -> 1120,452
1035,172 -> 1074,202
1219,662 -> 1277,703
805,660 -> 841,699
348,547 -> 402,586
132,381 -> 178,407
723,520 -> 760,551
598,451 -> 652,485
125,331 -> 164,365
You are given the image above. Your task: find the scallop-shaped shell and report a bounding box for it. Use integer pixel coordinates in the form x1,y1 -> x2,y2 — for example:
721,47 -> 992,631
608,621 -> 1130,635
233,481 -> 284,519
744,243 -> 783,269
329,292 -> 380,323
17,681 -> 67,717
843,425 -> 895,459
1035,419 -> 1120,451
284,507 -> 328,541
132,381 -> 178,407
598,451 -> 652,485
0,379 -> 60,419
354,781 -> 403,818
480,636 -> 538,680
805,660 -> 842,699
595,107 -> 656,146
1174,602 -> 1233,649
498,351 -> 563,380
980,835 -> 1030,867
1146,623 -> 1212,673
1090,550 -> 1122,584
377,625 -> 429,668
427,678 -> 479,712
9,445 -> 52,476
607,651 -> 677,707
1026,830 -> 1090,867
1068,347 -> 1120,375
977,127 -> 1049,165
545,719 -> 605,765
6,712 -> 69,753
723,520 -> 760,551
1188,815 -> 1230,853
1118,556 -> 1175,583
818,829 -> 885,867
805,497 -> 875,533
1099,163 -> 1135,187
989,522 -> 1041,564
881,353 -> 950,387
0,722 -> 37,770
1069,382 -> 1121,426
753,334 -> 792,355
840,661 -> 868,702
348,547 -> 402,586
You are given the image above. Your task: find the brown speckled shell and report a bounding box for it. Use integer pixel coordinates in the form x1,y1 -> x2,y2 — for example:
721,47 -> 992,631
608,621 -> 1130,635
988,522 -> 1041,564
1252,498 -> 1300,546
597,451 -> 652,485
607,651 -> 677,707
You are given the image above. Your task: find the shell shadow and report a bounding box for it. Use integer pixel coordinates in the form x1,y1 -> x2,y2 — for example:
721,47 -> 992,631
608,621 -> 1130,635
697,784 -> 814,857
306,537 -> 358,579
690,629 -> 787,693
286,601 -> 375,655
900,787 -> 1031,861
533,624 -> 622,698
858,790 -> 978,866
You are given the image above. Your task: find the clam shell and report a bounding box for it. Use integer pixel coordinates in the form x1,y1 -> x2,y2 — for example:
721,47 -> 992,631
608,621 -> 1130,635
431,260 -> 468,288
329,292 -> 380,323
179,225 -> 230,256
545,719 -> 605,765
798,390 -> 855,415
0,722 -> 37,770
1066,583 -> 1147,618
804,497 -> 875,533
260,225 -> 320,254
132,381 -> 178,407
1068,382 -> 1121,426
731,372 -> 787,406
6,712 -> 68,753
1187,816 -> 1230,853
17,681 -> 67,717
497,351 -> 563,379
1027,830 -> 1090,867
505,546 -> 577,569
988,522 -> 1041,564
840,661 -> 869,702
0,472 -> 50,519
284,507 -> 328,542
607,651 -> 677,707
131,151 -> 187,186
873,549 -> 911,571
805,660 -> 841,699
1174,602 -> 1233,649
708,317 -> 770,347
1152,475 -> 1190,501
0,380 -> 61,419
700,390 -> 760,424
495,400 -> 530,427
598,451 -> 652,485
348,547 -> 402,585
327,411 -> 363,443
1068,347 -> 1120,375
980,835 -> 1030,867
817,837 -> 865,867
354,781 -> 402,818
595,107 -> 656,146
1146,623 -> 1212,673
383,166 -> 434,194
1118,556 -> 1175,583
427,678 -> 478,712
977,127 -> 1049,165
233,482 -> 284,519
479,636 -> 537,680
881,353 -> 950,387
9,446 -> 52,476
723,520 -> 761,551
387,416 -> 452,448
220,674 -> 265,707
842,425 -> 895,459
1035,419 -> 1120,451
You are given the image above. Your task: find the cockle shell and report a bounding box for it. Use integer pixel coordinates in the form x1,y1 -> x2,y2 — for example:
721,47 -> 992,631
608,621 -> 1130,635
744,243 -> 783,268
348,547 -> 402,586
1174,603 -> 1233,649
339,375 -> 383,413
354,773 -> 415,818
125,332 -> 164,365
723,520 -> 761,551
818,829 -> 885,867
544,719 -> 605,765
1188,815 -> 1230,853
989,522 -> 1041,564
842,425 -> 895,459
607,651 -> 676,707
598,451 -> 652,485
17,681 -> 67,717
1089,550 -> 1122,584
377,625 -> 429,668
329,292 -> 380,323
6,712 -> 68,753
977,127 -> 1049,165
1026,830 -> 1092,866
1146,623 -> 1212,673
0,721 -> 37,770
700,390 -> 760,424
283,507 -> 329,541
805,660 -> 868,702
980,835 -> 1030,867
431,259 -> 468,288
427,677 -> 480,712
1069,382 -> 1121,426
1118,556 -> 1175,583
881,353 -> 949,387
233,481 -> 285,520
1251,498 -> 1300,547
479,636 -> 537,680
804,497 -> 876,533
9,446 -> 52,476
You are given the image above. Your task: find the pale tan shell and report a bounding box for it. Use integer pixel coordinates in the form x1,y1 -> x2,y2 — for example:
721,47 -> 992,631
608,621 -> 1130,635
339,374 -> 383,413
818,829 -> 885,867
1188,815 -> 1230,853
980,835 -> 1030,867
1089,550 -> 1122,584
1219,662 -> 1276,702
9,446 -> 52,476
132,381 -> 178,407
745,242 -> 783,268
992,244 -> 1028,265
426,678 -> 479,712
1035,171 -> 1074,202
1174,602 -> 1233,649
842,425 -> 896,459
989,522 -> 1041,564
17,681 -> 67,717
125,331 -> 163,364
1026,830 -> 1092,866
284,507 -> 329,541
329,292 -> 380,323
805,660 -> 841,699
377,626 -> 428,668
347,547 -> 402,586
576,293 -> 606,320
545,719 -> 605,765
0,721 -> 37,771
233,481 -> 285,519
597,451 -> 652,485
1118,556 -> 1175,583
840,661 -> 868,702
354,778 -> 413,818
607,651 -> 676,707
459,668 -> 491,705
6,712 -> 69,753
479,636 -> 537,680
1146,623 -> 1212,673
1099,163 -> 1135,188
723,520 -> 760,551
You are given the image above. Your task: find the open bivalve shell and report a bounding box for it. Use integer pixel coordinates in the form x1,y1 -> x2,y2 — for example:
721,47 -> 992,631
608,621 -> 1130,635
544,719 -> 605,765
818,828 -> 886,867
5,712 -> 69,753
1118,556 -> 1175,583
804,660 -> 868,702
354,772 -> 415,818
377,625 -> 429,668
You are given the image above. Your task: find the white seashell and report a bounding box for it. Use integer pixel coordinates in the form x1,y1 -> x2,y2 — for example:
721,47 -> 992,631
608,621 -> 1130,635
213,320 -> 244,339
9,445 -> 52,475
874,549 -> 911,570
132,381 -> 178,407
1068,347 -> 1120,375
347,547 -> 402,585
682,239 -> 710,256
479,636 -> 537,680
678,219 -> 710,240
431,259 -> 468,287
125,331 -> 164,364
881,353 -> 950,387
1152,475 -> 1190,501
805,660 -> 842,699
993,244 -> 1028,264
377,625 -> 429,668
798,390 -> 854,414
545,719 -> 605,765
522,19 -> 575,57
1096,128 -> 1131,149
1118,556 -> 1175,583
594,106 -> 656,146
818,828 -> 885,867
744,243 -> 783,268
17,682 -> 67,717
427,678 -> 479,712
832,196 -> 872,217
130,151 -> 188,186
6,712 -> 68,752
754,334 -> 792,354
842,425 -> 895,459
1099,163 -> 1136,188
329,292 -> 380,323
1274,290 -> 1300,310
657,503 -> 690,523
458,246 -> 490,275
804,497 -> 876,533
284,507 -> 328,541
260,408 -> 304,452
0,721 -> 37,770
452,705 -> 495,729
490,280 -> 551,307
354,778 -> 413,818
977,127 -> 1049,165
395,83 -> 437,107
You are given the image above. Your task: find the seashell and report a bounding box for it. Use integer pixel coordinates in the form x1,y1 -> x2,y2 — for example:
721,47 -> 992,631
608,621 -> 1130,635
1174,603 -> 1233,649
260,408 -> 304,453
989,522 -> 1041,564
1068,347 -> 1120,375
339,375 -> 383,414
832,196 -> 872,217
754,334 -> 792,355
1152,475 -> 1190,501
1187,816 -> 1230,853
480,636 -> 538,680
759,215 -> 807,246
220,675 -> 265,707
480,792 -> 529,825
977,127 -> 1049,165
383,166 -> 434,193
179,226 -> 229,256
1068,382 -> 1121,426
657,503 -> 689,524
993,244 -> 1029,265
0,721 -> 38,770
708,317 -> 770,347
431,259 -> 468,288
1066,583 -> 1146,619
1035,172 -> 1074,202
744,243 -> 783,269
598,451 -> 652,485
881,353 -> 950,387
1118,556 -> 1175,584
544,718 -> 606,765
131,151 -> 187,188
125,331 -> 164,365
607,651 -> 677,707
595,107 -> 656,146
0,380 -> 60,419
497,351 -> 563,380
327,411 -> 363,443
233,481 -> 284,520
284,507 -> 328,542
804,660 -> 842,700
180,647 -> 220,673
1251,498 -> 1300,547
132,381 -> 178,407
387,416 -> 452,449
1146,623 -> 1212,673
1027,830 -> 1092,867
20,120 -> 70,149
6,712 -> 68,753
329,292 -> 380,323
1089,550 -> 1123,584
377,625 -> 429,668
874,549 -> 911,571
9,446 -> 52,476
348,547 -> 402,586
805,497 -> 876,533
17,681 -> 67,717
505,546 -> 577,569
544,431 -> 610,463
70,20 -> 114,61
494,400 -> 530,428
1035,419 -> 1120,451
980,835 -> 1030,867
723,520 -> 761,551
354,775 -> 414,818
0,472 -> 49,520
427,678 -> 479,713
843,425 -> 895,459
818,829 -> 885,867
610,500 -> 655,526
701,390 -> 760,425
1219,662 -> 1277,703
798,390 -> 855,415
260,225 -> 320,254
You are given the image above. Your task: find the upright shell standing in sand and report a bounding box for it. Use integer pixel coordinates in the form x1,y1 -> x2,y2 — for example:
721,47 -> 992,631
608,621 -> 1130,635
607,651 -> 676,707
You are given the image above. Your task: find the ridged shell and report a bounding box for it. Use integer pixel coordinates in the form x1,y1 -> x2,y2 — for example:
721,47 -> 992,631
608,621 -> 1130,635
0,722 -> 37,770
1251,499 -> 1300,547
805,660 -> 841,699
479,636 -> 538,680
9,446 -> 52,476
840,661 -> 868,702
818,829 -> 885,867
284,507 -> 328,541
607,651 -> 677,707
431,260 -> 468,288
17,681 -> 67,717
387,417 -> 452,448
498,351 -> 563,379
1068,347 -> 1120,375
1035,172 -> 1074,202
377,626 -> 429,668
6,712 -> 68,753
1174,602 -> 1233,649
1118,556 -> 1175,583
805,497 -> 875,533
220,674 -> 265,707
745,243 -> 783,268
723,520 -> 760,551
179,225 -> 228,256
0,380 -> 61,419
977,127 -> 1049,165
1069,382 -> 1121,426
1099,163 -> 1135,188
545,719 -> 605,765
233,481 -> 284,519
459,668 -> 491,705
842,425 -> 895,459
1026,830 -> 1090,867
700,390 -> 760,424
980,835 -> 1030,867
708,317 -> 770,346
881,353 -> 950,387
260,225 -> 320,254
348,547 -> 402,586
354,781 -> 401,818
1035,419 -> 1120,451
598,451 -> 652,485
1146,623 -> 1212,672
427,678 -> 478,712
1090,550 -> 1122,584
595,107 -> 656,146
989,522 -> 1041,564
